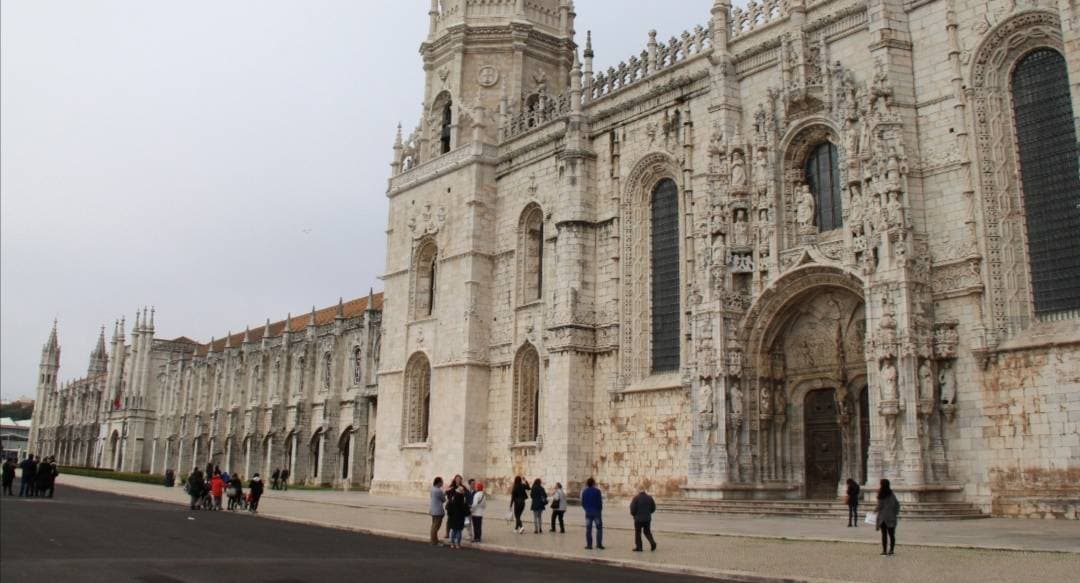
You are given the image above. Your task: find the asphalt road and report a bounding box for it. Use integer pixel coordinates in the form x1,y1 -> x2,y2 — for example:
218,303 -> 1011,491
1,486 -> 715,583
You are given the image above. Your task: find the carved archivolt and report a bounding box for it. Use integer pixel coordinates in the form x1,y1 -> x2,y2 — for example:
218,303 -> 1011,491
968,10 -> 1063,343
619,151 -> 683,386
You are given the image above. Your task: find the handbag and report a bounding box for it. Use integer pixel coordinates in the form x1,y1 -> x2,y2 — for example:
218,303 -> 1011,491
865,511 -> 878,525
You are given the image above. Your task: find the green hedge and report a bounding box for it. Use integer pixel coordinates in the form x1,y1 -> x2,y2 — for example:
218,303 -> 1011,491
63,466 -> 166,486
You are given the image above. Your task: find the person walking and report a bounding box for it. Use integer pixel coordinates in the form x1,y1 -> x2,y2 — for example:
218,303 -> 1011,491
227,474 -> 243,511
846,478 -> 861,527
581,477 -> 604,550
549,482 -> 567,533
2,458 -> 16,495
629,486 -> 657,552
529,478 -> 548,533
43,457 -> 58,498
187,468 -> 205,510
510,475 -> 529,534
446,479 -> 469,549
271,468 -> 280,491
248,473 -> 264,513
470,482 -> 487,543
874,478 -> 901,555
19,454 -> 37,497
429,476 -> 446,545
34,457 -> 52,497
280,468 -> 290,491
210,471 -> 225,510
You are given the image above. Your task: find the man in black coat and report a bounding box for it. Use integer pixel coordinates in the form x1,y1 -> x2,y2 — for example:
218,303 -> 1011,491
2,457 -> 16,495
187,468 -> 205,510
629,487 -> 657,552
19,455 -> 37,497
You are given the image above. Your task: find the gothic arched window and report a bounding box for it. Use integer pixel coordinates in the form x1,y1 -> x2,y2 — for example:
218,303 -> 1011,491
1011,48 -> 1080,315
353,347 -> 363,385
520,205 -> 544,303
512,344 -> 540,443
322,352 -> 332,391
805,142 -> 843,231
414,240 -> 438,319
440,100 -> 453,154
403,352 -> 431,444
651,178 -> 681,373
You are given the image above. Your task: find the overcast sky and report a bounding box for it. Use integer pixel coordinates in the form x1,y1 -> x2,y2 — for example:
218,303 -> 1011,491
1,0 -> 718,399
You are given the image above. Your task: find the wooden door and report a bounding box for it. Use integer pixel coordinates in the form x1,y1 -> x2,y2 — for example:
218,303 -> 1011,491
804,388 -> 841,498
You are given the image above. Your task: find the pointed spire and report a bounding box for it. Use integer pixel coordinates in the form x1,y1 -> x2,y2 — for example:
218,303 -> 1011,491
367,287 -> 375,311
142,306 -> 149,331
308,305 -> 317,327
264,318 -> 272,337
43,319 -> 59,354
283,313 -> 292,335
94,326 -> 107,354
134,309 -> 142,332
394,123 -> 403,148
149,306 -> 155,331
208,336 -> 215,354
336,297 -> 345,320
243,325 -> 251,344
225,331 -> 233,349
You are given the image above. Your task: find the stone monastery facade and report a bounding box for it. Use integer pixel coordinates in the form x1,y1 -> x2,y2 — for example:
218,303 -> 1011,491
31,294 -> 383,489
31,0 -> 1080,517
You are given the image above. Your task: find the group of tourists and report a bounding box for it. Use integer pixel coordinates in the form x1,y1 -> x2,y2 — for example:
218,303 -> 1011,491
846,477 -> 902,555
2,454 -> 58,498
269,468 -> 290,491
428,475 -> 659,552
184,465 -> 264,513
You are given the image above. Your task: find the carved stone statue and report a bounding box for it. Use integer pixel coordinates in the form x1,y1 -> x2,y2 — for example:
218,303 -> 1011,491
759,382 -> 772,416
848,183 -> 865,233
733,210 -> 750,246
919,360 -> 934,402
730,380 -> 743,418
939,362 -> 957,405
699,381 -> 714,414
887,192 -> 903,227
753,149 -> 769,196
844,117 -> 860,159
880,360 -> 898,401
712,234 -> 727,266
797,184 -> 816,229
730,151 -> 748,192
885,149 -> 902,193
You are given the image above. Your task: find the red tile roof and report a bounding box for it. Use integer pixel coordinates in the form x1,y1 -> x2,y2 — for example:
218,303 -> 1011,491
192,293 -> 383,357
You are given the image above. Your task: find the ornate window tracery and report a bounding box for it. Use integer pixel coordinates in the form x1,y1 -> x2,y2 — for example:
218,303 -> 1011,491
651,178 -> 681,373
413,240 -> 439,319
519,204 -> 544,304
440,100 -> 452,154
402,352 -> 431,444
353,347 -> 363,385
805,142 -> 842,231
512,343 -> 541,443
1010,48 -> 1080,316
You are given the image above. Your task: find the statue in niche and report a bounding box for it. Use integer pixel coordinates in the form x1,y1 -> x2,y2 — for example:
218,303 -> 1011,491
699,380 -> 714,415
887,191 -> 904,227
939,362 -> 957,405
759,382 -> 772,416
918,360 -> 934,402
712,233 -> 727,267
774,387 -> 787,416
848,184 -> 865,233
844,117 -> 860,159
885,148 -> 902,193
880,360 -> 898,401
733,210 -> 750,246
753,149 -> 770,197
797,184 -> 816,229
730,379 -> 743,418
757,209 -> 771,257
730,151 -> 748,191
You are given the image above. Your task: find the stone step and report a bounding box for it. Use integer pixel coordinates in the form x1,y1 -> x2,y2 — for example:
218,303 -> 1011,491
659,500 -> 988,520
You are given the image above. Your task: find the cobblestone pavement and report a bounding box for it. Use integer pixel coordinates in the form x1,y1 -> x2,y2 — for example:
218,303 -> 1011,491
55,476 -> 1080,583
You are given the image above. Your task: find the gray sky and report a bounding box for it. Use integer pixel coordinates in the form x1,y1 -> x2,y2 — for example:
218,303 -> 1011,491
1,0 -> 716,399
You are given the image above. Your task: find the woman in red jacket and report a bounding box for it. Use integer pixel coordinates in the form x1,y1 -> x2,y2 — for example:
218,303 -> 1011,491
210,471 -> 225,511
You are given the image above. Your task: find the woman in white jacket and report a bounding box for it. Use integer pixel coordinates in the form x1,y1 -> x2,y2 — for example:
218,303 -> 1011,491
470,482 -> 487,543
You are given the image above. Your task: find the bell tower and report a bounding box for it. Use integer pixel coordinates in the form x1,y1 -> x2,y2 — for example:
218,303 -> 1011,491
417,0 -> 576,154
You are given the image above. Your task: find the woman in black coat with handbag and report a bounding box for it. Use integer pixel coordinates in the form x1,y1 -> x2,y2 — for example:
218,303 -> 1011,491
874,479 -> 901,555
445,483 -> 469,549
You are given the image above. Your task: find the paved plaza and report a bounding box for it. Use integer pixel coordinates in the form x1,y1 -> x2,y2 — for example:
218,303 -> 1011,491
32,475 -> 1080,583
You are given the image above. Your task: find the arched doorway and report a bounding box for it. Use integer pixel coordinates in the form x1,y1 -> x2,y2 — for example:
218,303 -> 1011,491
804,388 -> 841,498
339,427 -> 353,482
366,435 -> 376,487
310,430 -> 324,480
741,265 -> 867,496
108,430 -> 121,470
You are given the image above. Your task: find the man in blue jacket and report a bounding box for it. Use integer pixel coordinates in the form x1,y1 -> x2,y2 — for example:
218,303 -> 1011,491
581,477 -> 605,550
